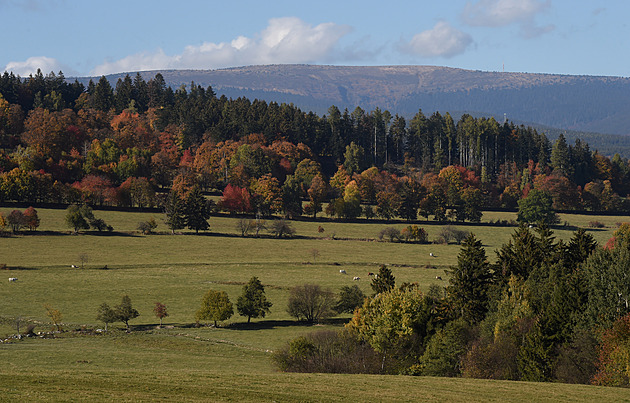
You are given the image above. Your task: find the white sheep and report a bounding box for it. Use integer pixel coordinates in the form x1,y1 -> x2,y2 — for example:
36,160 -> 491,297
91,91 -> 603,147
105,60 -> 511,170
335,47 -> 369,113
339,269 -> 347,274
8,277 -> 17,282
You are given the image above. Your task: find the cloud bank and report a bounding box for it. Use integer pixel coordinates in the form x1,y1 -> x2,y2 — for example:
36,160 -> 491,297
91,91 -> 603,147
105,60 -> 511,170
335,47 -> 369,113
91,17 -> 352,75
400,21 -> 473,58
4,56 -> 71,77
462,0 -> 554,38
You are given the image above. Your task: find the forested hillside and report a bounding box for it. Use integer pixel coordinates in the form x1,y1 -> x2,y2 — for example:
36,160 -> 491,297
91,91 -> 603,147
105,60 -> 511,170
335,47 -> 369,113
1,70 -> 630,221
80,65 -> 630,137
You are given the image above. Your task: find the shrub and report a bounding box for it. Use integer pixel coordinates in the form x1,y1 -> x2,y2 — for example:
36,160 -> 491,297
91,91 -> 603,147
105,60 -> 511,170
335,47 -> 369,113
378,227 -> 400,242
439,225 -> 469,245
272,330 -> 382,374
270,219 -> 296,238
588,221 -> 606,228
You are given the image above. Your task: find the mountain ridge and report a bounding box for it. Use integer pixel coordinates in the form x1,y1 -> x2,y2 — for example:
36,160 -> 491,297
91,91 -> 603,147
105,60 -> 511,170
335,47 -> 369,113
77,64 -> 630,136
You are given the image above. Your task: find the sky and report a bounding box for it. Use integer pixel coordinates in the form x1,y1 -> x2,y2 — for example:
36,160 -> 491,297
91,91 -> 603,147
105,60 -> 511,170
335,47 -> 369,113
2,0 -> 629,78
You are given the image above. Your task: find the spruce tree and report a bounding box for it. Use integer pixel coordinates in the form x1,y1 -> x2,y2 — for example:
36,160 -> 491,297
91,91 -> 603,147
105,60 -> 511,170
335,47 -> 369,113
164,190 -> 186,234
185,186 -> 210,234
447,233 -> 493,324
371,265 -> 396,295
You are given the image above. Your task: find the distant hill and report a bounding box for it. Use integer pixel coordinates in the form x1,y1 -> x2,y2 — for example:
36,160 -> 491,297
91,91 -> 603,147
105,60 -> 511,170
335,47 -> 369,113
80,64 -> 630,155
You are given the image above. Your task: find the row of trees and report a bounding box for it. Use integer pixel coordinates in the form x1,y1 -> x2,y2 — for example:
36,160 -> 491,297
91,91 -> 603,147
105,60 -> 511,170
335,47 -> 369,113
2,71 -> 630,219
0,206 -> 39,233
274,225 -> 630,387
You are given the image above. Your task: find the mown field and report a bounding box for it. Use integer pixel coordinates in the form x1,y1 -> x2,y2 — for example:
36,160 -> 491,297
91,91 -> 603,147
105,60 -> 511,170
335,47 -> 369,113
0,207 -> 628,402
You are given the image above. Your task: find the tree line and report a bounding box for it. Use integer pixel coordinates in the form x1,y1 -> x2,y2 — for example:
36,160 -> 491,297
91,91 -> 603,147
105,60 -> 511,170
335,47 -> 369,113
274,225 -> 630,387
1,69 -> 630,222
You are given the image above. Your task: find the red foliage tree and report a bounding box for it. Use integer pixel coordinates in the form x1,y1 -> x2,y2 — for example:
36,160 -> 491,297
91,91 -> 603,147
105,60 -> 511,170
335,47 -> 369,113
219,184 -> 252,214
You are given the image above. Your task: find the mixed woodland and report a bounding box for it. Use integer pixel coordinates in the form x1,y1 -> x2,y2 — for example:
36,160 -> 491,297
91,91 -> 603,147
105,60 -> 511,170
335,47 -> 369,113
0,70 -> 629,220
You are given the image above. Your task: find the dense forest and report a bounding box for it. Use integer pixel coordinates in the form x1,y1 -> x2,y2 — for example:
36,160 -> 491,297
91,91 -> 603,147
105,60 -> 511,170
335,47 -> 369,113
1,69 -> 630,220
274,224 -> 630,386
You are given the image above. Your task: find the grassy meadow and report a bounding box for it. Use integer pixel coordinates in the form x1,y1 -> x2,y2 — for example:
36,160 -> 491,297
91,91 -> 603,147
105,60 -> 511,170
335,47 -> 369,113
0,207 -> 628,401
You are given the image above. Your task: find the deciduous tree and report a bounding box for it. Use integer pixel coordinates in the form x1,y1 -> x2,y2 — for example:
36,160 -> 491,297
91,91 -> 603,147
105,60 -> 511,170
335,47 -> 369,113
115,295 -> 139,331
153,302 -> 168,326
196,290 -> 233,327
96,302 -> 117,331
236,276 -> 272,323
287,284 -> 335,323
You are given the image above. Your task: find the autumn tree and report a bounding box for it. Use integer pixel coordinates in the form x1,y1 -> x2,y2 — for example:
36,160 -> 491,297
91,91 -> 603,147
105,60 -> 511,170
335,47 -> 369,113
23,206 -> 40,231
306,174 -> 327,218
7,209 -> 26,233
43,304 -> 63,331
153,302 -> 168,326
196,290 -> 234,327
236,276 -> 272,323
219,184 -> 252,214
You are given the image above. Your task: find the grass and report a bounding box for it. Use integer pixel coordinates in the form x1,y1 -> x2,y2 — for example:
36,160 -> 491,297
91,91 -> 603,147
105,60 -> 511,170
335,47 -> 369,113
0,207 -> 628,401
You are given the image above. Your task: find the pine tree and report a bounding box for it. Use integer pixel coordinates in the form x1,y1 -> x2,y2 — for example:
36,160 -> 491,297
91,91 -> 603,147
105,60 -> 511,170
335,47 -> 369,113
447,233 -> 493,324
236,276 -> 272,323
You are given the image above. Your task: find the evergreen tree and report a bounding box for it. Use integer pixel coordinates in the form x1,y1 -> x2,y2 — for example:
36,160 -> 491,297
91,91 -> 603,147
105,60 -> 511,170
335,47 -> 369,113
164,190 -> 186,234
236,276 -> 272,323
185,186 -> 210,233
447,233 -> 493,324
371,265 -> 395,295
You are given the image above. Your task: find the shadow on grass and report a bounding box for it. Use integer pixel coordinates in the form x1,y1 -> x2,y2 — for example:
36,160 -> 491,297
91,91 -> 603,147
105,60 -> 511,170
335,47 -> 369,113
228,317 -> 349,331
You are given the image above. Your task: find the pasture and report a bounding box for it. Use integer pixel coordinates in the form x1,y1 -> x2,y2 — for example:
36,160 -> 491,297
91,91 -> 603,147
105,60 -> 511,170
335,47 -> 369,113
0,207 -> 627,401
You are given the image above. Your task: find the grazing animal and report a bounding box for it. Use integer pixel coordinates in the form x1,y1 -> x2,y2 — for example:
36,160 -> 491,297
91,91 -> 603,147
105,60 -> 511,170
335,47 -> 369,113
339,269 -> 347,274
435,276 -> 442,280
71,265 -> 77,268
8,277 -> 17,282
367,272 -> 374,276
353,276 -> 360,281
429,252 -> 435,257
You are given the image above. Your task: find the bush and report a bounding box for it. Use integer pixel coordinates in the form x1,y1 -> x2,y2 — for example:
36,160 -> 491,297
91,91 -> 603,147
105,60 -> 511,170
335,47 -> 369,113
588,221 -> 606,228
378,227 -> 400,242
272,330 -> 382,374
137,217 -> 158,234
439,225 -> 469,245
270,219 -> 296,238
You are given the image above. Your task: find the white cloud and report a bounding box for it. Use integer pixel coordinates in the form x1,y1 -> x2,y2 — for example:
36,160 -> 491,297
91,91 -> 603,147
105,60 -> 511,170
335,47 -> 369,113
461,0 -> 554,38
4,56 -> 71,76
400,21 -> 473,58
92,17 -> 352,75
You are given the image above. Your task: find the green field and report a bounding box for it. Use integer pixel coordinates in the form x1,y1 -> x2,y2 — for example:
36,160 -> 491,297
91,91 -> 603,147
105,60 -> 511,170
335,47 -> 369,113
1,207 -> 628,401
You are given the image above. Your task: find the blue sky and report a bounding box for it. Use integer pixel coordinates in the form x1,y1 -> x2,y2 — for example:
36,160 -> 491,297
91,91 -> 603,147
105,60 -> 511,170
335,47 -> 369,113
2,0 -> 628,78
